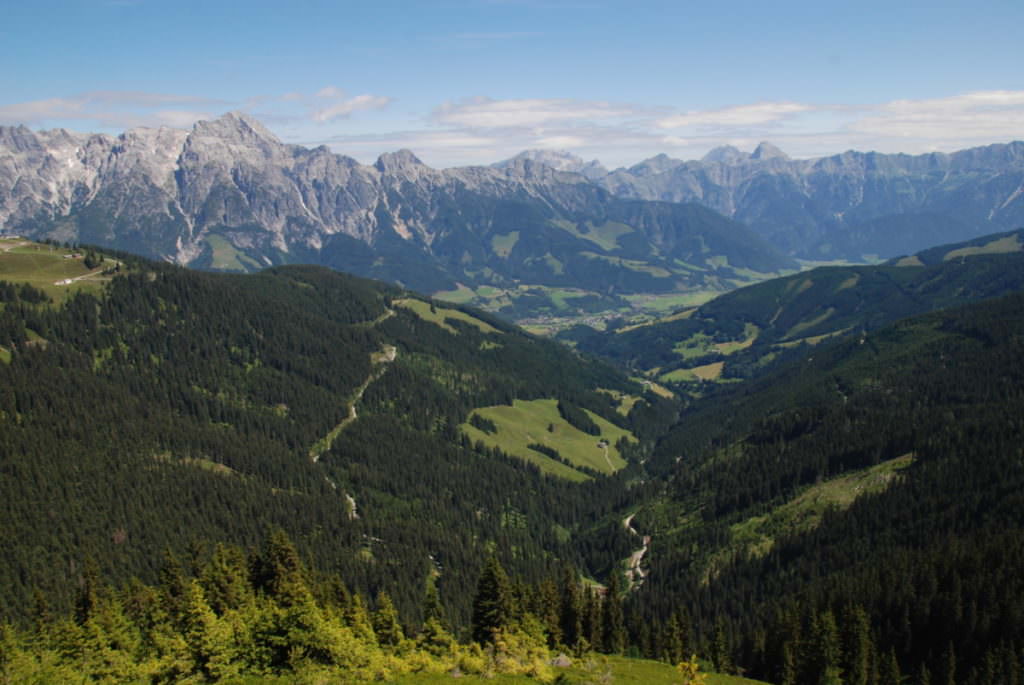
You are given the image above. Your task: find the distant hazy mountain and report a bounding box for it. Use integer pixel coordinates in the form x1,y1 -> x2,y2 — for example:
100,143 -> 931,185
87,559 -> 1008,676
0,113 -> 793,309
589,141 -> 1024,260
492,149 -> 608,180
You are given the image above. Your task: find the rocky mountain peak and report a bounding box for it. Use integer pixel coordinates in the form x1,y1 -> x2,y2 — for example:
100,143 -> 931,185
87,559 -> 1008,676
190,111 -> 281,146
493,149 -> 608,180
751,141 -> 789,161
375,148 -> 426,173
702,145 -> 747,164
629,153 -> 683,177
0,125 -> 43,153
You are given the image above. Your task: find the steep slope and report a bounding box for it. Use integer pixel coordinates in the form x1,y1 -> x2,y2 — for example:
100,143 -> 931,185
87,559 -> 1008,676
626,291 -> 1024,683
561,229 -> 1024,385
0,114 -> 794,320
0,246 -> 667,628
592,141 -> 1024,260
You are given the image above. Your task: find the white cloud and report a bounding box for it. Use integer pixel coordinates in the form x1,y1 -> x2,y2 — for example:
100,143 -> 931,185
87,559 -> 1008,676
0,91 -> 222,130
656,102 -> 815,129
535,135 -> 586,149
433,97 -> 642,129
311,95 -> 392,122
315,85 -> 345,99
848,90 -> 1024,141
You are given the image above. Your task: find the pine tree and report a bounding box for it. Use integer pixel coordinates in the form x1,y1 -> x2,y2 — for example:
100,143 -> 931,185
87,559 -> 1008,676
422,581 -> 446,628
939,642 -> 956,685
808,609 -> 842,685
663,613 -> 685,665
602,573 -> 626,654
253,529 -> 310,607
471,556 -> 513,645
880,647 -> 903,685
558,563 -> 583,652
372,590 -> 404,647
75,557 -> 101,626
841,603 -> 872,685
535,578 -> 562,649
344,594 -> 377,645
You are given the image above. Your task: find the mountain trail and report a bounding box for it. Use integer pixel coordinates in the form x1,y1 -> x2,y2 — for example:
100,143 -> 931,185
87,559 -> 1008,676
622,512 -> 650,590
309,342 -> 397,463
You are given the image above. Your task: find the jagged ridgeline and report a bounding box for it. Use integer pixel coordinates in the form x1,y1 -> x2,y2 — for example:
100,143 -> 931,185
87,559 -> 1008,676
0,245 -> 669,629
0,114 -> 795,321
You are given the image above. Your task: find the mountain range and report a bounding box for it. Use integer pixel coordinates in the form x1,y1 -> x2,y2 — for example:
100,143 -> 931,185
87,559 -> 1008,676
581,140 -> 1024,260
0,113 -> 793,320
5,112 -> 1023,323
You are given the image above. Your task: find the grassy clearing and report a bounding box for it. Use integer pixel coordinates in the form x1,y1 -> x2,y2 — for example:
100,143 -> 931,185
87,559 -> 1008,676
550,219 -> 634,252
395,298 -> 499,335
461,399 -> 635,480
598,389 -> 643,416
691,361 -> 724,381
432,283 -> 477,304
944,233 -> 1022,260
580,252 -> 672,278
775,327 -> 851,349
623,290 -> 720,312
631,377 -> 674,399
392,654 -> 768,684
0,240 -> 118,303
836,274 -> 861,292
783,307 -> 835,340
491,231 -> 520,258
206,235 -> 262,272
714,324 -> 760,354
728,453 -> 915,560
154,452 -> 239,478
894,255 -> 925,267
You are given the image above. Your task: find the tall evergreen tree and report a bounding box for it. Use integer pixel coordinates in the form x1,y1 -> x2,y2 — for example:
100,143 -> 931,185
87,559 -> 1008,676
372,591 -> 404,647
841,603 -> 872,685
471,556 -> 513,645
602,573 -> 626,654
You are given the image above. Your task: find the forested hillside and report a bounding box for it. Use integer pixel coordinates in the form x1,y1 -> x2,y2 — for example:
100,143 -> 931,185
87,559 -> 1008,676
0,249 -> 675,636
626,292 -> 1024,683
4,237 -> 1024,684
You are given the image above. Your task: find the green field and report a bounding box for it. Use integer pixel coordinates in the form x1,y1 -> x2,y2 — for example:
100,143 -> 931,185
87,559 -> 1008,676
943,233 -> 1022,260
432,283 -> 477,304
461,399 -> 635,480
599,389 -> 643,416
728,453 -> 915,559
0,238 -> 118,303
550,218 -> 634,252
395,298 -> 499,335
206,234 -> 262,271
492,231 -> 520,258
580,252 -> 672,278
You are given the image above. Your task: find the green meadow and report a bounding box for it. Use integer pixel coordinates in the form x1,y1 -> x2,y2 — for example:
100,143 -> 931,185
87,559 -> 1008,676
461,399 -> 635,481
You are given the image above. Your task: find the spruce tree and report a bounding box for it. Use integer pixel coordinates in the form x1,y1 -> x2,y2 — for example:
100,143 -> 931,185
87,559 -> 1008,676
602,573 -> 626,654
471,555 -> 513,645
372,590 -> 404,647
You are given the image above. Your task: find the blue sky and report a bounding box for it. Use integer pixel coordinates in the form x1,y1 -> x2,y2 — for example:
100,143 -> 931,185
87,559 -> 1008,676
2,0 -> 1022,168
